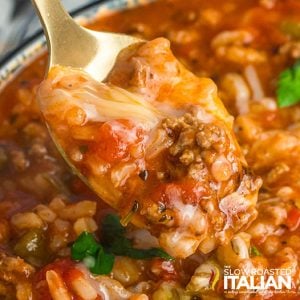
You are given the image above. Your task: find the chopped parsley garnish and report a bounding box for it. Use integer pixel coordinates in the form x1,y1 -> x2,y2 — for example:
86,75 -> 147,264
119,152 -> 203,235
71,214 -> 173,275
249,246 -> 261,257
101,214 -> 174,260
71,232 -> 114,275
277,60 -> 300,107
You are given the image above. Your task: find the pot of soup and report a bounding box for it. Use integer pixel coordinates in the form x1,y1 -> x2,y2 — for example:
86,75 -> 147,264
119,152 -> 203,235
1,0 -> 300,299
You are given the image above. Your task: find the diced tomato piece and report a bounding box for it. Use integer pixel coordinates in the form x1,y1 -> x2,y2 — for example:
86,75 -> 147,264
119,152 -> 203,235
33,259 -> 103,300
286,207 -> 300,231
32,259 -> 76,300
91,119 -> 144,163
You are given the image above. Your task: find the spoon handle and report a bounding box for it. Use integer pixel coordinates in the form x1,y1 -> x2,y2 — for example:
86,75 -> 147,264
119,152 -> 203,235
31,0 -> 97,70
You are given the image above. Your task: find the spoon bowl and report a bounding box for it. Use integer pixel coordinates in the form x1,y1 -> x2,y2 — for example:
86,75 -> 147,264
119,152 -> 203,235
31,0 -> 142,81
31,0 -> 144,210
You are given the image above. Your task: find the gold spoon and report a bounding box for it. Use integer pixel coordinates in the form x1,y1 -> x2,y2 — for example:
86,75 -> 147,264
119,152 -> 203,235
31,0 -> 146,223
31,0 -> 142,81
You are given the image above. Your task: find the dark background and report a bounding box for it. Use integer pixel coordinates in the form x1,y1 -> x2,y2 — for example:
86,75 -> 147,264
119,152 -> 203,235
0,0 -> 95,59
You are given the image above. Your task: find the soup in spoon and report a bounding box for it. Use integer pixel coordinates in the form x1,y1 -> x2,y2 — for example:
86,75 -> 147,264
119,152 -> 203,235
38,37 -> 261,258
